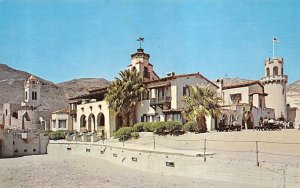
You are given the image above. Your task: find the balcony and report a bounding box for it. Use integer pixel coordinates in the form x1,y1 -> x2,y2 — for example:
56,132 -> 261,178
150,96 -> 171,110
70,109 -> 77,116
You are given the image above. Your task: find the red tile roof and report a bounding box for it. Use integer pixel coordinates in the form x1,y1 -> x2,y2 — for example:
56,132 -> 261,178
145,72 -> 218,88
223,80 -> 263,90
52,108 -> 69,114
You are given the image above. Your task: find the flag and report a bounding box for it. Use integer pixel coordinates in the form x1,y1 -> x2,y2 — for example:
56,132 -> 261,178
137,37 -> 144,42
273,37 -> 279,43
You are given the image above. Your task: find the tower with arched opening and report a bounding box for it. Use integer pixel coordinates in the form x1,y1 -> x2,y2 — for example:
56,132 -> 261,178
24,75 -> 41,107
261,58 -> 288,120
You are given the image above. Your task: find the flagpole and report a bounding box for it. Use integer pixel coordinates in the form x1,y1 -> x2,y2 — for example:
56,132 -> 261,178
272,36 -> 274,59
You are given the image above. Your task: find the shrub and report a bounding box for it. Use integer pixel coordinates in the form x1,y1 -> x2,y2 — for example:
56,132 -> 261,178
131,132 -> 140,139
183,121 -> 198,132
153,122 -> 166,135
143,122 -> 157,132
115,127 -> 133,141
48,130 -> 66,140
133,122 -> 145,132
165,121 -> 183,134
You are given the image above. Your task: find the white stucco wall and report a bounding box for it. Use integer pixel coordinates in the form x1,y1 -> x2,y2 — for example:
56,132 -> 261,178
0,129 -> 48,158
76,101 -> 117,138
51,113 -> 72,131
263,82 -> 287,119
222,87 -> 249,105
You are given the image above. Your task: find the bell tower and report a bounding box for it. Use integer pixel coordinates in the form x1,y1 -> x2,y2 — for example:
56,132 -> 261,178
261,58 -> 288,120
24,75 -> 41,107
127,38 -> 159,81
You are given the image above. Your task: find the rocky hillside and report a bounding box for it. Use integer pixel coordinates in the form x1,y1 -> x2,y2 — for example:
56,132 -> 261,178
58,78 -> 110,99
287,80 -> 300,107
0,64 -> 110,111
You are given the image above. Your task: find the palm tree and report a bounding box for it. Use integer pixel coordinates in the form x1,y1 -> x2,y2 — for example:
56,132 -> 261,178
242,104 -> 253,130
105,68 -> 145,127
182,86 -> 222,133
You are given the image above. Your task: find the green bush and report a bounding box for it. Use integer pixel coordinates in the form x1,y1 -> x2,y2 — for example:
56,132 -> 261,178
152,122 -> 165,135
183,121 -> 198,132
48,130 -> 74,140
131,132 -> 140,139
115,127 -> 133,141
165,121 -> 183,134
143,122 -> 157,132
133,122 -> 145,132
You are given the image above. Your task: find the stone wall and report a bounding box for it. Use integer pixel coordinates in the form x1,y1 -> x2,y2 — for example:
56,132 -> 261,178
0,129 -> 49,158
48,142 -> 299,188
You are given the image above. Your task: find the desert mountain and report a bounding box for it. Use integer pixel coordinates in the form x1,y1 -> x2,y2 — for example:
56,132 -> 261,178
287,80 -> 300,107
58,78 -> 110,99
214,77 -> 255,87
0,64 -> 110,112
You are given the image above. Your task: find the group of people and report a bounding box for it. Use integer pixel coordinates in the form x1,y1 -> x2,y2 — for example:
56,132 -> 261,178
259,118 -> 294,129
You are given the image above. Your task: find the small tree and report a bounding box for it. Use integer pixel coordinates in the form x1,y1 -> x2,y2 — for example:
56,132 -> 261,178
182,86 -> 222,133
105,69 -> 145,127
242,104 -> 253,129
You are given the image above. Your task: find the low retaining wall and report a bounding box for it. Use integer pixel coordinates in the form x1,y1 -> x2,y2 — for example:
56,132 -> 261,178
49,142 -> 299,188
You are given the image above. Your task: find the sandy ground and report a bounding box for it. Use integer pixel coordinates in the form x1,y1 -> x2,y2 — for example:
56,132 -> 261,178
1,130 -> 299,188
0,153 -> 252,188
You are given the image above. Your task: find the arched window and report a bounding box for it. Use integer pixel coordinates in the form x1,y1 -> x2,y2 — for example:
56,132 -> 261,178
273,66 -> 278,76
88,113 -> 95,131
12,112 -> 18,119
266,68 -> 270,77
97,113 -> 105,129
281,67 -> 283,75
80,115 -> 86,128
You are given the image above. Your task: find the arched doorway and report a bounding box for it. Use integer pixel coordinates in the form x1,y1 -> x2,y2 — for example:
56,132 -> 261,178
88,114 -> 95,132
80,114 -> 86,130
247,115 -> 254,129
97,113 -> 105,130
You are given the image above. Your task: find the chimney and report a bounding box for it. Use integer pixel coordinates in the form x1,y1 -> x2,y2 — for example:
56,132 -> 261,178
166,72 -> 175,77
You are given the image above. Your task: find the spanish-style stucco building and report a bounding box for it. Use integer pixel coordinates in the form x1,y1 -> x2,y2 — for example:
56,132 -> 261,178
0,75 -> 51,130
67,47 -> 295,138
216,79 -> 275,129
69,48 -> 218,138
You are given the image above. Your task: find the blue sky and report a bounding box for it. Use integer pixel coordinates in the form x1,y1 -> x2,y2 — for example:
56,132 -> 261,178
0,0 -> 299,83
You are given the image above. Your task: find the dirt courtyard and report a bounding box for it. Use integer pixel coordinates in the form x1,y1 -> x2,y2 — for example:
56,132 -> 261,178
0,152 -> 255,188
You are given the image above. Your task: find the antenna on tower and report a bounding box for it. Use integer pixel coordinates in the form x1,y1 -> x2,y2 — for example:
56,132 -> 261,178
137,37 -> 144,49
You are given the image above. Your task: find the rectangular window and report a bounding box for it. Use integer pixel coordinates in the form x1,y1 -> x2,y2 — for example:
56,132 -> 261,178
230,93 -> 242,104
32,91 -> 37,100
25,91 -> 27,100
58,120 -> 67,128
146,116 -> 150,122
